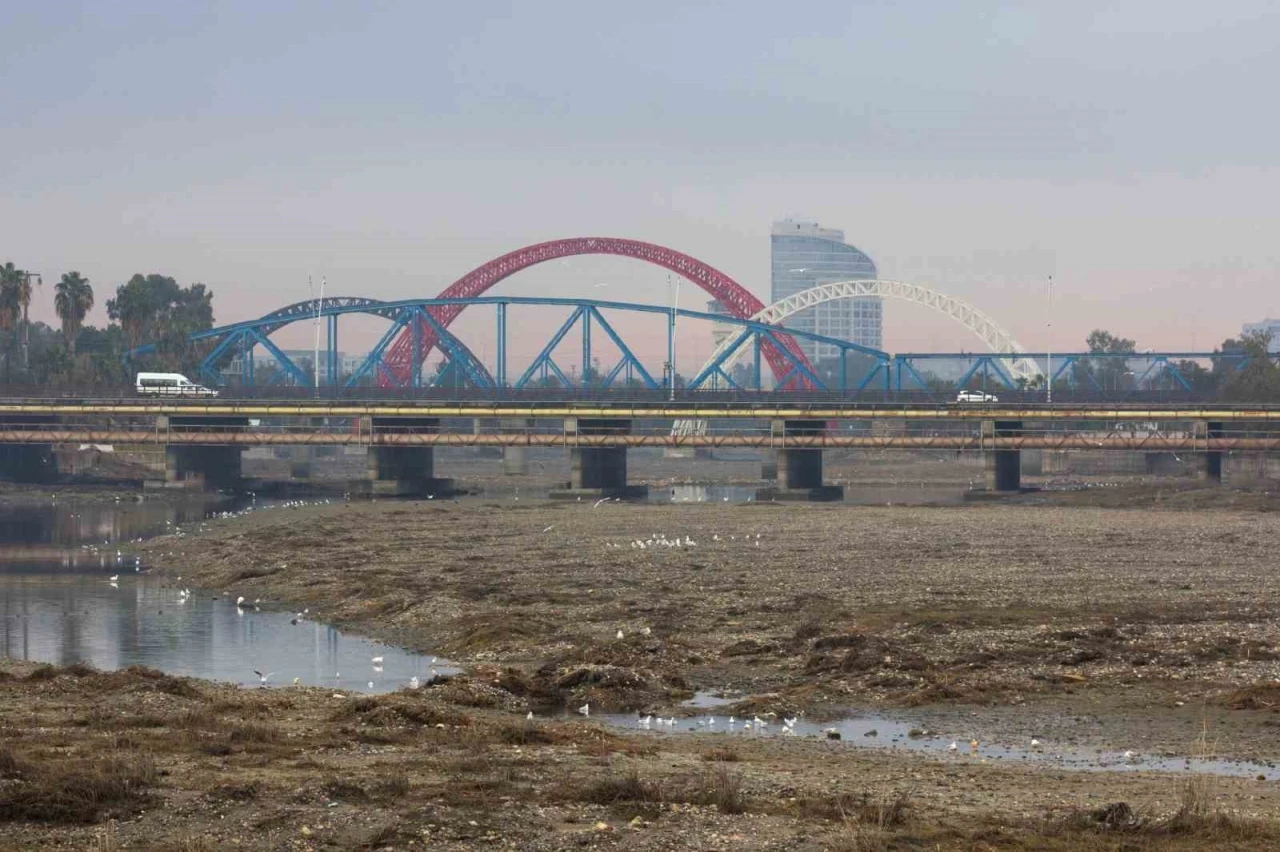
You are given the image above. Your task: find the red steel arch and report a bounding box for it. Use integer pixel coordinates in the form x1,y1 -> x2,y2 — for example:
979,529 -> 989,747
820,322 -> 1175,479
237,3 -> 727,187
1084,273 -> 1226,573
380,237 -> 814,387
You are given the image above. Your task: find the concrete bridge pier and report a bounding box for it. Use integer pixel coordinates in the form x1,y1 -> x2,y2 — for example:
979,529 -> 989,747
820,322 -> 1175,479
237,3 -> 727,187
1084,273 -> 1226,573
984,419 -> 1023,492
756,420 -> 844,501
163,445 -> 243,488
501,418 -> 535,475
552,418 -> 647,499
0,414 -> 58,482
0,445 -> 56,482
365,417 -> 454,497
1196,421 -> 1225,484
153,416 -> 245,489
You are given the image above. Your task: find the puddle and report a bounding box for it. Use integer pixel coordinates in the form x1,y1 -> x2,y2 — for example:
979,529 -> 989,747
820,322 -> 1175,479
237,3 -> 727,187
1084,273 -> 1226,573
586,697 -> 1280,781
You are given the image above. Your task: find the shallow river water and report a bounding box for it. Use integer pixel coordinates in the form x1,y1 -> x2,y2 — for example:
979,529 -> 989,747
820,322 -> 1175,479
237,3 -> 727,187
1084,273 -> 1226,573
0,495 -> 455,693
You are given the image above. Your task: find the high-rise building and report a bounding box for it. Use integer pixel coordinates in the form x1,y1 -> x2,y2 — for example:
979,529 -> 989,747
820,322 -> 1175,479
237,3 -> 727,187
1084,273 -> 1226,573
770,219 -> 879,363
1243,319 -> 1280,352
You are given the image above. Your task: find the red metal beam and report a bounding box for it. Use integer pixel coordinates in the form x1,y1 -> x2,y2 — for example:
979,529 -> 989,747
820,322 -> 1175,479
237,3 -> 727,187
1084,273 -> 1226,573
377,238 -> 815,389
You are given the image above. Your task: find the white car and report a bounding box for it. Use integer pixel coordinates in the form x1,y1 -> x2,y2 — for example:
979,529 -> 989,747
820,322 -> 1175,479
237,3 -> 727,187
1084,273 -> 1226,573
956,390 -> 998,403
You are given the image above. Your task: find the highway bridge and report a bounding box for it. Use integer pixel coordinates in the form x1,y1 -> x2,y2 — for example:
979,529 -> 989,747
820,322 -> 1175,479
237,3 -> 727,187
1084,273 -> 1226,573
1,395 -> 1277,498
119,236 -> 1278,395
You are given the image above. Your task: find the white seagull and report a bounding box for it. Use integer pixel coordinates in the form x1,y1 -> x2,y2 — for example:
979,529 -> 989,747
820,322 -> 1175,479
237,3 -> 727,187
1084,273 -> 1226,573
253,670 -> 273,686
577,703 -> 590,716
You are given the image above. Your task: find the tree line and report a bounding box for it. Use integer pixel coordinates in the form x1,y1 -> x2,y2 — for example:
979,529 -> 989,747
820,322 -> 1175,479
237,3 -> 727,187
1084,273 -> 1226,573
0,264 -> 216,386
1006,328 -> 1279,399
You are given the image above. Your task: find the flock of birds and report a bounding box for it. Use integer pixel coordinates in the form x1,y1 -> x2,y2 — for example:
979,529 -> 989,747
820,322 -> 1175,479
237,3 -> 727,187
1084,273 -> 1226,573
602,531 -> 765,551
628,713 -> 801,733
248,651 -> 442,693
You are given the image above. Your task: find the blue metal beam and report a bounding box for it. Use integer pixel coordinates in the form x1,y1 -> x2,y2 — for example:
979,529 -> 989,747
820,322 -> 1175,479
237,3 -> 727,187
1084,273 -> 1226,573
762,329 -> 825,390
514,306 -> 587,389
248,328 -> 310,387
345,311 -> 411,387
587,307 -> 658,390
413,307 -> 494,389
686,327 -> 752,390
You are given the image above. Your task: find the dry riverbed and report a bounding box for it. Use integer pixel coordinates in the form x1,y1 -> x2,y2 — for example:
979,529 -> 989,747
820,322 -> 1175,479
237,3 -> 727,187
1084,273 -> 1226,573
6,489 -> 1280,848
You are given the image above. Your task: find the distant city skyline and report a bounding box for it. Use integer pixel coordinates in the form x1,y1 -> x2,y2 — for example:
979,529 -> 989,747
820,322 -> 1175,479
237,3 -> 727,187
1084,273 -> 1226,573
4,2 -> 1279,373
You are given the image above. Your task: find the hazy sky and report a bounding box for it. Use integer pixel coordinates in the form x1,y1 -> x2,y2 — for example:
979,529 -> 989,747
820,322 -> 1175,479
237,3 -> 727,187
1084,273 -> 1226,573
3,1 -> 1279,373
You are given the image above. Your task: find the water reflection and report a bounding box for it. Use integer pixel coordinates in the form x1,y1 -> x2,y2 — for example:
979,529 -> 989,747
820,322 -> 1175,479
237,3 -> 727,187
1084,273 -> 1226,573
593,704 -> 1280,781
0,496 -> 454,693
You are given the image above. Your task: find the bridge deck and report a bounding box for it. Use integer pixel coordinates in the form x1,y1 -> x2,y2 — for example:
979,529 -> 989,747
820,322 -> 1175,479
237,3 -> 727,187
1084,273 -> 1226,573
1,399 -> 1279,420
2,428 -> 1278,451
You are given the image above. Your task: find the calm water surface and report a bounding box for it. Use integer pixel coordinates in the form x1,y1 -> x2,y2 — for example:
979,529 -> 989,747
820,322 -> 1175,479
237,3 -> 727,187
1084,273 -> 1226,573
0,495 -> 452,693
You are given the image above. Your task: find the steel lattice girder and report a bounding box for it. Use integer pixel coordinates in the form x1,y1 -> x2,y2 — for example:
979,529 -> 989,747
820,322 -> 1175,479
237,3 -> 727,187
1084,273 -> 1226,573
376,237 -> 815,389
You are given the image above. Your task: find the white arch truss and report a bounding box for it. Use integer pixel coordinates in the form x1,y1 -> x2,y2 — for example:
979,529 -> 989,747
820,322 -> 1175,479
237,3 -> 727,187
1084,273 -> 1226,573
700,279 -> 1042,384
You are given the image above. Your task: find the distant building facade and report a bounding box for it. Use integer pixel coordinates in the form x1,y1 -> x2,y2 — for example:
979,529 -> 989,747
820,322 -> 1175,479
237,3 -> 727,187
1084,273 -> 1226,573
1243,319 -> 1280,352
770,219 -> 880,363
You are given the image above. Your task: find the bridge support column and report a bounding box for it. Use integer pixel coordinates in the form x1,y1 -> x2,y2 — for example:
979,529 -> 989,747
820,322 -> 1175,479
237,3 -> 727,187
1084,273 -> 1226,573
151,416 -> 244,490
365,417 -> 454,497
552,418 -> 647,500
501,419 -> 534,475
1145,452 -> 1183,476
983,420 -> 1022,492
1197,421 -> 1224,484
163,445 -> 243,489
756,420 -> 843,502
0,414 -> 57,483
0,445 -> 56,483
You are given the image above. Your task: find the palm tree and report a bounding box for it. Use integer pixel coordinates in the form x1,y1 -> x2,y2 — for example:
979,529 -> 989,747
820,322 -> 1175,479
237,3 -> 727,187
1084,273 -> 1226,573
0,263 -> 24,376
15,269 -> 38,371
54,272 -> 94,356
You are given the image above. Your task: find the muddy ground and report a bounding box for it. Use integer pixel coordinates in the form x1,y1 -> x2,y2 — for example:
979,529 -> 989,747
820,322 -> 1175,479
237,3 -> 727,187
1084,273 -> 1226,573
7,477 -> 1280,848
4,658 -> 1280,851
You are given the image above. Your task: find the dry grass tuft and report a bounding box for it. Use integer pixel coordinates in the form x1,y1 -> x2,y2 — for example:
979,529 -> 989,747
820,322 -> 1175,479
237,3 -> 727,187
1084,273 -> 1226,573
577,766 -> 663,806
0,754 -> 158,824
227,722 -> 280,744
701,746 -> 742,762
24,664 -> 59,682
698,764 -> 746,815
800,789 -> 912,827
0,746 -> 22,778
496,719 -> 568,746
1222,683 -> 1280,710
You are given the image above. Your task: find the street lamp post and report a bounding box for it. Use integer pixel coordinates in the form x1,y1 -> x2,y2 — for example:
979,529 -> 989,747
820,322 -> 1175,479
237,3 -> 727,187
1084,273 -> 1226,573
668,275 -> 682,402
1046,275 -> 1053,404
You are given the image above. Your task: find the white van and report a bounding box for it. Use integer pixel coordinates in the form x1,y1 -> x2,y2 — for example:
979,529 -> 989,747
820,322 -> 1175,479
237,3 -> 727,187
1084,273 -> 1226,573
135,372 -> 219,397
955,390 -> 998,403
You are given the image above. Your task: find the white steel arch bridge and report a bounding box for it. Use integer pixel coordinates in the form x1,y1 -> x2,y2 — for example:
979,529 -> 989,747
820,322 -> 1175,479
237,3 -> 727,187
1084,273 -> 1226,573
695,279 -> 1042,386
